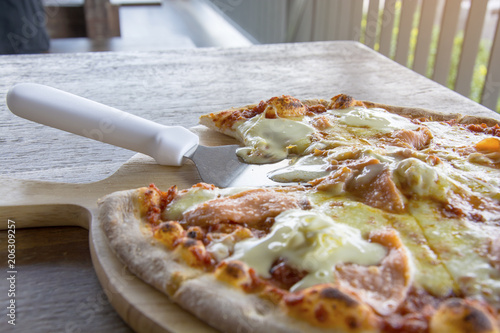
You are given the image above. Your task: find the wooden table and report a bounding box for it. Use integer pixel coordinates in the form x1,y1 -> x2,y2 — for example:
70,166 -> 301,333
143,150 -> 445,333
1,41 -> 499,332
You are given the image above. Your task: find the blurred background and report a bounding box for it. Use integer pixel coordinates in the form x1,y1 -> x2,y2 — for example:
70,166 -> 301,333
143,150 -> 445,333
1,0 -> 499,111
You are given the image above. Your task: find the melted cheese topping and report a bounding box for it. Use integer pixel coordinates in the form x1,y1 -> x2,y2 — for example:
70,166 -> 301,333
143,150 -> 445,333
228,209 -> 387,291
207,236 -> 233,261
409,201 -> 500,306
393,157 -> 452,200
308,192 -> 456,296
235,113 -> 315,163
191,101 -> 500,315
163,186 -> 251,221
268,155 -> 331,182
234,107 -> 421,167
335,107 -> 419,133
425,121 -> 490,148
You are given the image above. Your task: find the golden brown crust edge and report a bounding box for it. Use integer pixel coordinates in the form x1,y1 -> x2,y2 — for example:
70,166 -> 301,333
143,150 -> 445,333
363,101 -> 500,126
173,274 -> 362,333
430,298 -> 500,333
98,189 -> 203,297
199,98 -> 500,134
199,104 -> 258,140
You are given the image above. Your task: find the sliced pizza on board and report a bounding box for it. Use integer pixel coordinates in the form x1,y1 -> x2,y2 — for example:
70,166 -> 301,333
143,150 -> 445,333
99,94 -> 500,333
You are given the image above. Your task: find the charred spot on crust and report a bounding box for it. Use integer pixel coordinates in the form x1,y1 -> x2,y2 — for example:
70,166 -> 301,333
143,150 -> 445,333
186,226 -> 204,240
314,304 -> 328,322
180,238 -> 198,248
269,95 -> 303,107
346,316 -> 360,329
223,261 -> 247,279
463,307 -> 494,332
435,299 -> 497,333
330,94 -> 360,109
215,261 -> 254,286
160,221 -> 179,233
264,95 -> 306,118
319,287 -> 358,307
153,221 -> 185,250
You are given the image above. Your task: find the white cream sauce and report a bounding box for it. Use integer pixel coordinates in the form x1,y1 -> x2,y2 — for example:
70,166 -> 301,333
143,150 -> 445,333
227,209 -> 387,291
235,113 -> 315,163
333,107 -> 419,134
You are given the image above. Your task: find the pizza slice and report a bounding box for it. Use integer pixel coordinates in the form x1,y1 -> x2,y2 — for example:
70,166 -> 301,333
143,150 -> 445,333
99,94 -> 500,333
99,183 -> 415,332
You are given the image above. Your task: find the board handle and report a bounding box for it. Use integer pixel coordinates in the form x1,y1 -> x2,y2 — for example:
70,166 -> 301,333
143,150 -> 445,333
7,83 -> 199,166
1,204 -> 91,230
0,177 -> 93,230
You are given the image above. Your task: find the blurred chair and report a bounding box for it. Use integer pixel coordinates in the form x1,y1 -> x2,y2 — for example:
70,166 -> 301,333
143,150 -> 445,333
0,0 -> 50,54
43,0 -> 120,39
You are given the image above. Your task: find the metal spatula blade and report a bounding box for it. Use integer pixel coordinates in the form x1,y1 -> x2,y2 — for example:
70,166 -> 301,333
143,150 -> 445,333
187,145 -> 292,187
6,83 -> 289,188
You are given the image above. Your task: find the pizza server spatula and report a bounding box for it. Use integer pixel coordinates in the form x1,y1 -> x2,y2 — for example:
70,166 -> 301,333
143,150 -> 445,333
7,83 -> 290,188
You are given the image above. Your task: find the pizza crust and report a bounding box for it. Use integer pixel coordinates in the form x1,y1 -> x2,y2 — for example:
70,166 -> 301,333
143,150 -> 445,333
98,189 -> 203,297
199,97 -> 500,135
430,298 -> 500,333
364,101 -> 500,126
199,105 -> 256,140
173,275 -> 320,333
173,269 -> 380,333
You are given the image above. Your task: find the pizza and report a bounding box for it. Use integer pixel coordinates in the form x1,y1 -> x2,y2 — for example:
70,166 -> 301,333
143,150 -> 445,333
98,94 -> 500,333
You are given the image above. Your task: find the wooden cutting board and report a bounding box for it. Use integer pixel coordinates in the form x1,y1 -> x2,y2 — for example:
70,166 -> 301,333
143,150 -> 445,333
0,126 -> 236,333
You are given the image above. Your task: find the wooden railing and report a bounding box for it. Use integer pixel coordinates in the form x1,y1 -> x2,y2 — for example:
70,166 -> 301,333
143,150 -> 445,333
209,0 -> 500,112
44,0 -> 120,39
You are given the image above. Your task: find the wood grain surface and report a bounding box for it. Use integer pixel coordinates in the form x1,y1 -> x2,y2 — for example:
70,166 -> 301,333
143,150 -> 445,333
0,128 -> 234,333
1,41 -> 499,332
0,227 -> 132,332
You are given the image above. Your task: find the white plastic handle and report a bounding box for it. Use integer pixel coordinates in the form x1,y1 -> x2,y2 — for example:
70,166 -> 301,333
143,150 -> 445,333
6,83 -> 199,166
